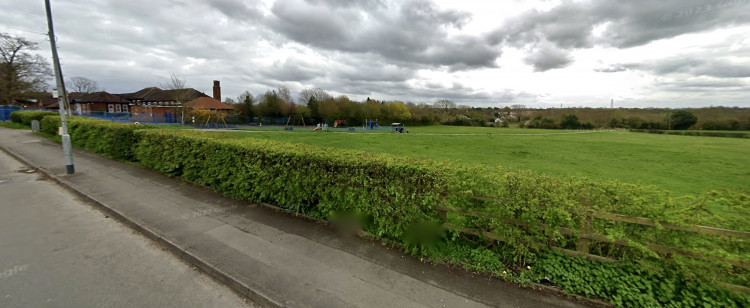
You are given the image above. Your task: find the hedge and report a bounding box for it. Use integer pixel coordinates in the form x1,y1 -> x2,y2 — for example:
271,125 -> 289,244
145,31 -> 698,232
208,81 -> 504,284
10,110 -> 59,126
38,116 -> 749,307
631,129 -> 750,138
40,116 -> 155,160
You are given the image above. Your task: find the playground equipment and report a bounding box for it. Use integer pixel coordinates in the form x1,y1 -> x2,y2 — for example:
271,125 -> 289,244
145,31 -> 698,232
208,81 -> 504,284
364,119 -> 380,130
334,120 -> 347,128
191,109 -> 228,128
285,114 -> 306,128
391,123 -> 407,133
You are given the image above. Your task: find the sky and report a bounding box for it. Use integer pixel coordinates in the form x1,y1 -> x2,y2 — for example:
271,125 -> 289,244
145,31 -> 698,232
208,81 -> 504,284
1,0 -> 749,108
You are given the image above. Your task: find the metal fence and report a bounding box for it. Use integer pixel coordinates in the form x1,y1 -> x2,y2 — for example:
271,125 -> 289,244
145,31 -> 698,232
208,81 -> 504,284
0,106 -> 21,121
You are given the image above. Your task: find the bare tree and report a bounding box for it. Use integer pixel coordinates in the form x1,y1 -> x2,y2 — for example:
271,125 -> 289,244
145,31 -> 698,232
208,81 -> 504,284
277,86 -> 292,103
298,88 -> 331,105
0,32 -> 51,104
67,76 -> 99,93
160,73 -> 192,125
433,99 -> 455,110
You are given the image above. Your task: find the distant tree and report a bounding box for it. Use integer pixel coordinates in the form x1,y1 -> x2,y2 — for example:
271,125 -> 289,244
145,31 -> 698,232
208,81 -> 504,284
67,76 -> 99,93
0,32 -> 51,104
235,91 -> 255,119
317,97 -> 339,122
277,86 -> 292,103
383,101 -> 411,122
670,110 -> 697,130
362,99 -> 381,120
433,99 -> 455,110
257,89 -> 286,118
560,114 -> 581,129
298,88 -> 331,105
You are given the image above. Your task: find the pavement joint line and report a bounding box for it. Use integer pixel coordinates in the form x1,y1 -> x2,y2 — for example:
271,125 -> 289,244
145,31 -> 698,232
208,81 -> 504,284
0,144 -> 285,308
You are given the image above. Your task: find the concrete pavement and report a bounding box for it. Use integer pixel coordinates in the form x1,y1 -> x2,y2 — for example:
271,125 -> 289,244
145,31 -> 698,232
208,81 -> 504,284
0,143 -> 254,307
0,127 -> 592,307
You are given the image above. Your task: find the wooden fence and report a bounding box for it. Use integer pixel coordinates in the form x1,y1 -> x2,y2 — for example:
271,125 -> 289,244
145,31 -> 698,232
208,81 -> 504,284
433,198 -> 750,293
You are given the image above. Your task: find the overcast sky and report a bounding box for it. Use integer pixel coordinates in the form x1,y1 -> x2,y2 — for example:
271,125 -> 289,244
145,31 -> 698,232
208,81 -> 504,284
2,0 -> 749,108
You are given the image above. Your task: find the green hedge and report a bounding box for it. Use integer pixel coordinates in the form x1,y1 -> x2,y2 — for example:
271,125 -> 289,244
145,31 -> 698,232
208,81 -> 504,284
36,117 -> 749,307
10,110 -> 59,126
40,116 -> 155,160
631,129 -> 750,138
135,129 -> 449,239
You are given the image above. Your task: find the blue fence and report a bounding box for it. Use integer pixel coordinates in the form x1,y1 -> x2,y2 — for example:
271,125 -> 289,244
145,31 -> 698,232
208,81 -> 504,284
72,111 -> 183,124
0,106 -> 21,121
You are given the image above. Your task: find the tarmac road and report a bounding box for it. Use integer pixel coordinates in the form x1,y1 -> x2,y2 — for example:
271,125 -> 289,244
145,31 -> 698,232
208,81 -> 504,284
0,149 -> 255,308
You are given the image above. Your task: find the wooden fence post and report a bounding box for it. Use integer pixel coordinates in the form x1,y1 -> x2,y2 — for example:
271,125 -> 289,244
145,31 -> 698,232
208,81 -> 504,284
576,215 -> 592,254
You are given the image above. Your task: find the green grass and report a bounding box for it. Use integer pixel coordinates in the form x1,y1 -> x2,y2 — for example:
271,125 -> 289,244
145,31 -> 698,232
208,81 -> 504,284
222,126 -> 750,196
0,122 -> 29,129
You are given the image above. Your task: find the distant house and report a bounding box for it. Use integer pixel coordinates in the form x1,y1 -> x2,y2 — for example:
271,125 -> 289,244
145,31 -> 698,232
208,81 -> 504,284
71,91 -> 130,114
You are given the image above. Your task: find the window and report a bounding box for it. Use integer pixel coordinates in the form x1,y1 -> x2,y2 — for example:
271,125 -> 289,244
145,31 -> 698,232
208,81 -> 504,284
122,105 -> 128,112
108,104 -> 114,113
116,104 -> 122,112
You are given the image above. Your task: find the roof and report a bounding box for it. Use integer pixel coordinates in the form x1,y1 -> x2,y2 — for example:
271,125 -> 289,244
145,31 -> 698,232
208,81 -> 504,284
117,87 -> 161,100
72,91 -> 129,103
185,97 -> 234,110
116,87 -> 208,102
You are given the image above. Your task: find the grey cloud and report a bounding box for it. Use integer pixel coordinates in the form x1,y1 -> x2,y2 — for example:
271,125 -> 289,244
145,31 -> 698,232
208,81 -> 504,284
488,0 -> 750,71
491,0 -> 750,49
305,0 -> 385,10
630,57 -> 750,78
594,63 -> 630,73
268,0 -> 499,70
401,0 -> 471,29
488,1 -> 595,48
206,0 -> 263,20
653,78 -> 750,93
270,0 -> 356,48
523,42 -> 574,72
258,58 -> 322,82
593,0 -> 750,48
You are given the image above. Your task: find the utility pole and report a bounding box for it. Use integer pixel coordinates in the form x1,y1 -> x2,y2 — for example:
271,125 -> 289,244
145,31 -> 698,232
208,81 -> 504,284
45,0 -> 74,174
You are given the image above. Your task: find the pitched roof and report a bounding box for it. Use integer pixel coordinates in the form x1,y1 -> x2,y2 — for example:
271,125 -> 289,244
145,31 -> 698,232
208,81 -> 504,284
117,87 -> 161,100
116,87 -> 208,102
71,91 -> 129,103
185,97 -> 234,110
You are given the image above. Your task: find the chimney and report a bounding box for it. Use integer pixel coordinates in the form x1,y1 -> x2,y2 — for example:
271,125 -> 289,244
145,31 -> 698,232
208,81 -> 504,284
212,80 -> 221,101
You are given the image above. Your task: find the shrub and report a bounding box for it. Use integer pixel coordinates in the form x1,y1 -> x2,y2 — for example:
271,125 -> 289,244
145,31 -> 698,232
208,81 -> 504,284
40,116 -> 154,160
135,130 -> 449,240
670,110 -> 698,130
10,110 -> 59,126
560,114 -> 581,129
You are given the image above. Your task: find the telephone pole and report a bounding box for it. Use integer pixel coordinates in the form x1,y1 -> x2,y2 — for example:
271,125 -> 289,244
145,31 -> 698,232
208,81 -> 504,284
45,0 -> 74,174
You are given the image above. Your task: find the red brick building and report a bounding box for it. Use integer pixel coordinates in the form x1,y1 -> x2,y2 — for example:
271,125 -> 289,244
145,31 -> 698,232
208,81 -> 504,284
70,91 -> 130,114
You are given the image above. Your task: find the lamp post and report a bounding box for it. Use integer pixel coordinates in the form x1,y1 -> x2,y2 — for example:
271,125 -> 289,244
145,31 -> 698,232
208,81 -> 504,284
45,0 -> 74,174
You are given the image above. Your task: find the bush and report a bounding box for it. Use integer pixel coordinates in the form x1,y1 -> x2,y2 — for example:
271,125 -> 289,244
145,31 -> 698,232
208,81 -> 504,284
670,110 -> 698,130
10,110 -> 59,126
560,114 -> 581,129
135,130 -> 449,240
40,116 -> 155,160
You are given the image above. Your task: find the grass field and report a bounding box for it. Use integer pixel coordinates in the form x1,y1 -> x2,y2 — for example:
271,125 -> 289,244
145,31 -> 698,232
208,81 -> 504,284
223,126 -> 750,196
